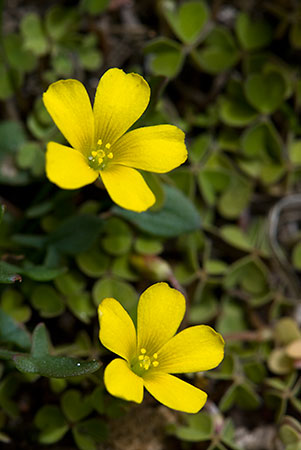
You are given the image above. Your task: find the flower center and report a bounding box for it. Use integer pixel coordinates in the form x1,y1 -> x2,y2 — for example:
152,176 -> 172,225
131,348 -> 159,376
88,139 -> 113,170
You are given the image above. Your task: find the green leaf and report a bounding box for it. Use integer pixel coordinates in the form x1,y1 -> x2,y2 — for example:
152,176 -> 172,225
191,282 -> 219,323
204,259 -> 227,275
3,33 -> 37,73
61,390 -> 93,422
14,323 -> 101,377
240,121 -> 284,184
20,13 -> 49,56
81,0 -> 109,15
289,141 -> 301,165
292,242 -> 301,270
66,291 -> 95,324
47,214 -> 103,255
76,249 -> 110,278
145,38 -> 184,78
0,63 -> 17,100
218,175 -> 252,219
224,256 -> 268,295
268,349 -> 294,375
274,318 -> 301,345
220,225 -> 253,252
168,167 -> 195,198
14,354 -> 101,378
198,167 -> 229,206
111,255 -> 139,281
194,26 -> 239,74
245,72 -> 286,114
290,21 -> 301,49
0,308 -> 30,350
31,323 -> 51,357
0,121 -> 26,156
217,297 -> 247,334
35,405 -> 68,444
219,384 -> 238,412
221,419 -> 239,448
101,217 -> 132,256
54,271 -> 86,296
189,134 -> 212,164
113,184 -> 201,237
90,386 -> 105,414
22,265 -> 66,281
73,418 -> 108,450
78,43 -> 102,71
219,96 -> 258,127
163,1 -> 209,43
279,424 -> 301,445
235,12 -> 273,50
45,5 -> 78,41
134,236 -> 163,255
142,172 -> 165,212
92,277 -> 137,312
244,361 -> 267,384
1,288 -> 31,323
31,285 -> 65,318
172,425 -> 211,442
241,121 -> 283,162
235,383 -> 261,410
0,374 -> 21,417
51,51 -> 74,77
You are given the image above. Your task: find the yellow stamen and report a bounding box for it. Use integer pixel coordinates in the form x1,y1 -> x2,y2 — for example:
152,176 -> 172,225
91,151 -> 97,157
105,143 -> 111,149
107,152 -> 113,159
97,139 -> 102,146
133,348 -> 160,375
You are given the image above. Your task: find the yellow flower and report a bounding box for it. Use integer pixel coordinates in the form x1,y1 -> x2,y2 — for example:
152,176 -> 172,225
43,68 -> 187,212
98,282 -> 224,413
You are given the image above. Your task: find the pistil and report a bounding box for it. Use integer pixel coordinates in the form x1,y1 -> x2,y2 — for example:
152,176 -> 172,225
88,139 -> 114,170
131,348 -> 159,376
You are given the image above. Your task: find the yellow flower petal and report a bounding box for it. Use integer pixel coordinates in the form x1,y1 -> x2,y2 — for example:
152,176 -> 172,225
144,372 -> 207,413
158,325 -> 225,374
137,283 -> 186,355
112,125 -> 187,172
100,165 -> 155,212
104,358 -> 144,403
43,79 -> 94,155
46,142 -> 98,189
98,298 -> 137,362
93,68 -> 150,146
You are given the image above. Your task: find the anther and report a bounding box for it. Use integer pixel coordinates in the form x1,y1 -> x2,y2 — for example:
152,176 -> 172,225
153,353 -> 158,359
138,355 -> 144,361
107,152 -> 113,159
91,151 -> 97,157
140,348 -> 146,354
98,157 -> 103,164
105,143 -> 111,149
97,139 -> 102,146
152,361 -> 159,367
